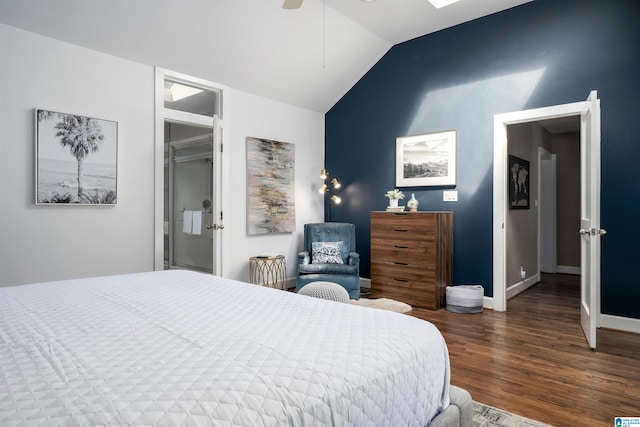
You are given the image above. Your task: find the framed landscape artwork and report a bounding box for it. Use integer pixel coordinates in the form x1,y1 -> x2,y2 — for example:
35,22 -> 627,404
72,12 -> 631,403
508,154 -> 530,209
35,109 -> 118,205
396,130 -> 457,187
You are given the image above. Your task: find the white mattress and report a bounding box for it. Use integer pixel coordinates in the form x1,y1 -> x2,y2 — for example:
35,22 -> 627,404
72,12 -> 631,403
0,270 -> 450,426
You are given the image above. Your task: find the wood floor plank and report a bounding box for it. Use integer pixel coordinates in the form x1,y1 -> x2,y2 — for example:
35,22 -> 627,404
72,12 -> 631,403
408,273 -> 640,426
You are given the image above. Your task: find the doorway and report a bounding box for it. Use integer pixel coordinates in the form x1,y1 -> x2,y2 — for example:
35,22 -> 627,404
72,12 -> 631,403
165,122 -> 215,272
493,91 -> 602,348
154,68 -> 225,275
503,119 -> 579,299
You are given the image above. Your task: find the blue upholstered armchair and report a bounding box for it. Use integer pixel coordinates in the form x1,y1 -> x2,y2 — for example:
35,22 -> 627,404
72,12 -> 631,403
296,223 -> 360,299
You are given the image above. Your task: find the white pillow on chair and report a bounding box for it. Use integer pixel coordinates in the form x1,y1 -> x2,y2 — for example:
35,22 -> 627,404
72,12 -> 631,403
311,241 -> 344,264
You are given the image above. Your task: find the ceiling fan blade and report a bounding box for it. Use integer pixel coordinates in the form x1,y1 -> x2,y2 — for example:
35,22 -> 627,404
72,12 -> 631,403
282,0 -> 303,9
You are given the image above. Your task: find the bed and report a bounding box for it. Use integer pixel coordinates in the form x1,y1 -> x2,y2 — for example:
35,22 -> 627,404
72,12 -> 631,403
0,270 -> 470,426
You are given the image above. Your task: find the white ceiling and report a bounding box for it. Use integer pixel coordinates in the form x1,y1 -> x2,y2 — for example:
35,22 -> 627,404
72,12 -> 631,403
0,0 -> 532,113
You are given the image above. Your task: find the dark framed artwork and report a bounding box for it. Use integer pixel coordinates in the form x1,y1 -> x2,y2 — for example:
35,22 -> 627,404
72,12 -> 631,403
35,108 -> 118,205
508,154 -> 530,209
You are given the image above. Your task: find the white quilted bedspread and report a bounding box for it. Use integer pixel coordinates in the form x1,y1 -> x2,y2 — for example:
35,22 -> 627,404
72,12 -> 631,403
0,270 -> 450,426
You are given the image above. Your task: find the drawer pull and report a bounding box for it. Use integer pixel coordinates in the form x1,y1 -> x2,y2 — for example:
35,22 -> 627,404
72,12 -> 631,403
394,261 -> 408,266
394,229 -> 408,233
394,278 -> 409,282
394,245 -> 408,249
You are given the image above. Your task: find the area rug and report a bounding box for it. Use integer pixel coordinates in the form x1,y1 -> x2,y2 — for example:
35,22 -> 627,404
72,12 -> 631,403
349,298 -> 412,313
473,401 -> 553,427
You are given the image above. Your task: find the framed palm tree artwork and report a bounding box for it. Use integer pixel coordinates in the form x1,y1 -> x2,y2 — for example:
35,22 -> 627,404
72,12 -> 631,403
35,109 -> 118,205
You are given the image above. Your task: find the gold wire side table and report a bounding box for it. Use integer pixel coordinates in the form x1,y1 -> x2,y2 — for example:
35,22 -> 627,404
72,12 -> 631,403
249,255 -> 286,290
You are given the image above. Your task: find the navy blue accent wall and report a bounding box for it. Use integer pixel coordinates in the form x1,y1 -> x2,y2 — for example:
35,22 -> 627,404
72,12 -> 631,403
325,0 -> 640,318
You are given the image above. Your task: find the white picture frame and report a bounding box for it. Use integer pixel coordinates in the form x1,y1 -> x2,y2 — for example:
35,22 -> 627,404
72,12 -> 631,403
35,108 -> 118,205
395,130 -> 457,187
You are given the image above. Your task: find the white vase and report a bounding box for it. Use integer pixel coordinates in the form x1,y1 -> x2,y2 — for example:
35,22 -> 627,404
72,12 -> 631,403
407,193 -> 419,211
389,199 -> 398,208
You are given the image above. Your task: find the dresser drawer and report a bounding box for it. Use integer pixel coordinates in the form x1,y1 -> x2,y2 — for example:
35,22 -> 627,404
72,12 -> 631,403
371,240 -> 435,265
371,262 -> 435,284
371,212 -> 435,241
370,280 -> 436,309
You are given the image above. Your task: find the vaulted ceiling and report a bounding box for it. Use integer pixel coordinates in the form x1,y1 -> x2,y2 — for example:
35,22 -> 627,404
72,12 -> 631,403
0,0 -> 531,113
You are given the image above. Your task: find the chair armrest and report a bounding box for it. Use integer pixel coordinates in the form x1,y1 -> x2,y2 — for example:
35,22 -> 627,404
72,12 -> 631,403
348,252 -> 360,268
298,251 -> 310,265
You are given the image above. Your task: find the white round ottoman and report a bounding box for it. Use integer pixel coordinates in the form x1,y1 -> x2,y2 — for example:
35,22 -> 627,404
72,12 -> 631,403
297,281 -> 350,303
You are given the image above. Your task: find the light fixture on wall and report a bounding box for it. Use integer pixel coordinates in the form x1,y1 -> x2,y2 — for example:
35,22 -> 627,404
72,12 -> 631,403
319,169 -> 342,220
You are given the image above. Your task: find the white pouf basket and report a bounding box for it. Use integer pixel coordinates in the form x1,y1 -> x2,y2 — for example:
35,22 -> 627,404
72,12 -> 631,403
446,285 -> 484,314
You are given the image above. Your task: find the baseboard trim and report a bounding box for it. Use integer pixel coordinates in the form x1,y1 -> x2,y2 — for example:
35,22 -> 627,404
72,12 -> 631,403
483,296 -> 495,310
556,265 -> 580,275
506,274 -> 539,300
600,313 -> 640,334
285,277 -> 297,290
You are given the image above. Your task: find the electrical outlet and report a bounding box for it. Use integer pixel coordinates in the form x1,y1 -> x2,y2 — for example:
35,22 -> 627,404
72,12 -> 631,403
443,190 -> 458,202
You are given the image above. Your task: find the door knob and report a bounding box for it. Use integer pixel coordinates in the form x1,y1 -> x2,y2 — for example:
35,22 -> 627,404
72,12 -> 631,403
579,228 -> 590,235
206,224 -> 225,230
598,228 -> 607,235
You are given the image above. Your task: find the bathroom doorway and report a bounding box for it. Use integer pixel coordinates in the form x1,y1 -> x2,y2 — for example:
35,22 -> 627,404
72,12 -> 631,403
155,68 -> 224,275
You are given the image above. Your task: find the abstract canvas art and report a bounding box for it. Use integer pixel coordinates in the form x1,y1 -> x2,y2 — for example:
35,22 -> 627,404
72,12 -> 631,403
35,109 -> 118,205
246,137 -> 295,235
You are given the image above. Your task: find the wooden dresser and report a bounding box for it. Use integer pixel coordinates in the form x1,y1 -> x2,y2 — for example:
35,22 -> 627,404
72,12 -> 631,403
370,211 -> 453,310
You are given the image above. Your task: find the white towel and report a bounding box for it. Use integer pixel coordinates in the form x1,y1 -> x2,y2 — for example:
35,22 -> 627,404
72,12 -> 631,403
183,210 -> 193,234
191,211 -> 203,235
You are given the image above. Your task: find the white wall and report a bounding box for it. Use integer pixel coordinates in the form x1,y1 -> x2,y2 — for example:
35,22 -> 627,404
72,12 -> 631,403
1,23 -> 325,286
0,24 -> 155,286
222,90 -> 325,283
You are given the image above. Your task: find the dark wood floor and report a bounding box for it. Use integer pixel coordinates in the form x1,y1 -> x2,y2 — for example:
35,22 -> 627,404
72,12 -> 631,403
409,274 -> 640,426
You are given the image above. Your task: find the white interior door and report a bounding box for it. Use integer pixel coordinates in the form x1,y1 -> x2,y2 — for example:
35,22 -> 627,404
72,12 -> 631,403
579,90 -> 602,349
